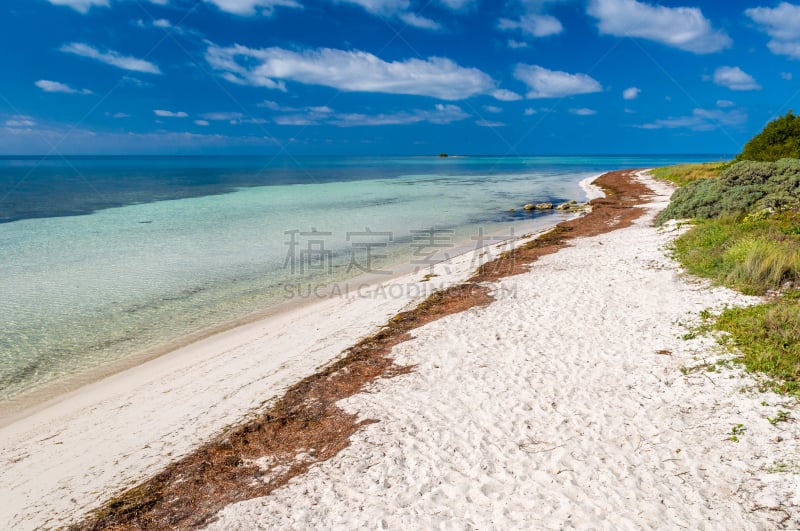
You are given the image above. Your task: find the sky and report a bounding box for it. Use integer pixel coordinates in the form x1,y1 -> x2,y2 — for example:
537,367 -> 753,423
2,0 -> 800,155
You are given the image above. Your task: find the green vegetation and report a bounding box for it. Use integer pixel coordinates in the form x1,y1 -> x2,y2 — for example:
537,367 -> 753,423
729,423 -> 746,443
653,115 -> 800,397
737,110 -> 800,162
657,158 -> 800,223
713,293 -> 800,395
650,162 -> 729,187
670,211 -> 800,295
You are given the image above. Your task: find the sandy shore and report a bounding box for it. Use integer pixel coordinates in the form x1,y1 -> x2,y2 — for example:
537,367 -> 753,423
3,170 -> 799,529
206,171 -> 800,529
0,183 -> 594,530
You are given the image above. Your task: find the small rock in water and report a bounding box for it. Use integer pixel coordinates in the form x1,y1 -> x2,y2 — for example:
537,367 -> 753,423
523,203 -> 535,211
534,203 -> 553,210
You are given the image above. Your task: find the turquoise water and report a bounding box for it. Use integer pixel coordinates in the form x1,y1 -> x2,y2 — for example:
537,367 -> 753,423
0,155 -> 727,406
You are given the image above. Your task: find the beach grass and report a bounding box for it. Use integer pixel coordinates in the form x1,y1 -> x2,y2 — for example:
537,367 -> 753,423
655,158 -> 800,395
671,211 -> 800,295
650,162 -> 729,187
715,294 -> 800,396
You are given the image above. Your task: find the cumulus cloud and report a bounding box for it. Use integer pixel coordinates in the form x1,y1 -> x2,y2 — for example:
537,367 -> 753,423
569,107 -> 597,116
507,39 -> 529,49
483,105 -> 503,114
524,108 -> 537,116
60,42 -> 161,74
713,66 -> 761,91
622,86 -> 640,100
587,0 -> 730,54
514,64 -> 602,99
154,109 -> 188,117
5,115 -> 36,127
46,0 -> 109,13
637,108 -> 746,131
498,14 -> 563,38
203,0 -> 300,16
206,43 -> 510,100
35,80 -> 93,94
746,3 -> 800,59
195,120 -> 210,126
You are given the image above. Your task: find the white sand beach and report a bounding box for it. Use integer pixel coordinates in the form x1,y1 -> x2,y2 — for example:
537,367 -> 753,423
2,171 -> 799,529
0,183 -> 586,529
206,171 -> 800,529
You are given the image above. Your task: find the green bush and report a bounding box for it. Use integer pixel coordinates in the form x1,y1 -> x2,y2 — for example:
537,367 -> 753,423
737,111 -> 800,162
656,158 -> 800,223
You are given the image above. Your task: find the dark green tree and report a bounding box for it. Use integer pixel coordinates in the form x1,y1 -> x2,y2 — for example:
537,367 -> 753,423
737,110 -> 800,162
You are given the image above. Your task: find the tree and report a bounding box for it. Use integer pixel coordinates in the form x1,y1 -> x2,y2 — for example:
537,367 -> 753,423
737,110 -> 800,162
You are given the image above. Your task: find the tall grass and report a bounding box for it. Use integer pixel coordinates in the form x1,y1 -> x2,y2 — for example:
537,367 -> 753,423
672,212 -> 800,295
650,162 -> 729,187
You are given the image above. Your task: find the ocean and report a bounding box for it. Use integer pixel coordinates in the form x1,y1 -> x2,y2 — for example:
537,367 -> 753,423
0,155 -> 726,409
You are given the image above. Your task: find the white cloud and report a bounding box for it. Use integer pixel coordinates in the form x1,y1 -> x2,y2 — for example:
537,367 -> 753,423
713,66 -> 761,91
622,86 -> 640,100
491,89 -> 523,101
35,79 -> 93,94
60,42 -> 161,74
273,104 -> 469,126
203,0 -> 300,16
570,107 -> 597,116
201,112 -> 245,120
514,64 -> 602,99
195,120 -> 210,126
507,39 -> 529,49
154,109 -> 188,117
782,72 -> 793,80
108,112 -> 130,118
524,108 -> 537,116
716,99 -> 735,108
5,115 -> 36,127
637,108 -> 746,131
746,3 -> 800,59
336,0 -> 439,29
475,119 -> 506,127
206,43 -> 509,100
498,14 -> 563,38
483,105 -> 503,114
587,0 -> 730,54
438,0 -> 475,10
46,0 -> 109,13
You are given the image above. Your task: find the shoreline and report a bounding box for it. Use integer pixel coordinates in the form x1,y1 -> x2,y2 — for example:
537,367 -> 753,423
64,169 -> 650,529
0,176 -> 599,428
0,177 -> 602,530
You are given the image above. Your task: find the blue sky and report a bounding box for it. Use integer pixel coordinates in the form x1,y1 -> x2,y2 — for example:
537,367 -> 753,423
2,0 -> 800,155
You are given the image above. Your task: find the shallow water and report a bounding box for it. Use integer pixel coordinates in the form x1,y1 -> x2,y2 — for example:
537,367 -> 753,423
0,155 -> 727,404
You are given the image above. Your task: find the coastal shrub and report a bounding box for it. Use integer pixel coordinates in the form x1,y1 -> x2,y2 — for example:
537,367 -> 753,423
737,111 -> 800,162
715,297 -> 800,395
656,158 -> 800,223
